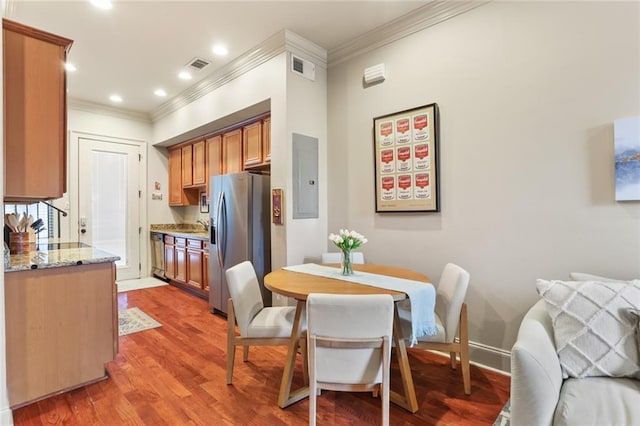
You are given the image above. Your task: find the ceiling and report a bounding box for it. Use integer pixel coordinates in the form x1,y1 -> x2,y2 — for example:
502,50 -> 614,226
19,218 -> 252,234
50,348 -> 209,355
6,1 -> 431,118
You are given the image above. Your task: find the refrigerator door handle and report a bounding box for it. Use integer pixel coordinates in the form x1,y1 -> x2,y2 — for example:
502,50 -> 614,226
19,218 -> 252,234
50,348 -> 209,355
216,191 -> 226,268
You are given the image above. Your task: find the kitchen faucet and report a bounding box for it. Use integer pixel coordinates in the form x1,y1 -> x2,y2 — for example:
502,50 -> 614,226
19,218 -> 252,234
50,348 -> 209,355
197,219 -> 208,231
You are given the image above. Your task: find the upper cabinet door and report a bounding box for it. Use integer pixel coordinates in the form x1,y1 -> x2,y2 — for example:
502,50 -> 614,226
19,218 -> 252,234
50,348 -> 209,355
192,140 -> 206,186
206,135 -> 222,198
181,145 -> 193,187
262,117 -> 271,164
243,121 -> 263,168
168,147 -> 183,206
3,19 -> 73,202
222,129 -> 243,174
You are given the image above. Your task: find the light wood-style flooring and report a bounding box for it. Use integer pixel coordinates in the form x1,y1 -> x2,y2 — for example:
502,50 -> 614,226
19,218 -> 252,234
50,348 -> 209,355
13,285 -> 510,425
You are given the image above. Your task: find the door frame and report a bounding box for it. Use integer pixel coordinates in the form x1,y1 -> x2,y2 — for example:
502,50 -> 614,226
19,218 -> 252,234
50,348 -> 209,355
69,131 -> 148,279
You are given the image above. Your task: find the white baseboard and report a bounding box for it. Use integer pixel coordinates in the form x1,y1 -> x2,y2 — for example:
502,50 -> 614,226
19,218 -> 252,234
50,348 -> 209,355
469,339 -> 511,374
427,340 -> 511,375
0,406 -> 13,425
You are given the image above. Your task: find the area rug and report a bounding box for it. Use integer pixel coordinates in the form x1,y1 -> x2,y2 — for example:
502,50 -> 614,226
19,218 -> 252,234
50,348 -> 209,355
117,277 -> 168,293
118,307 -> 162,336
493,399 -> 510,426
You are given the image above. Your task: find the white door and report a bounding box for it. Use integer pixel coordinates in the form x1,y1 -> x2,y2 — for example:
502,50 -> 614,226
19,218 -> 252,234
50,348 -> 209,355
78,138 -> 141,281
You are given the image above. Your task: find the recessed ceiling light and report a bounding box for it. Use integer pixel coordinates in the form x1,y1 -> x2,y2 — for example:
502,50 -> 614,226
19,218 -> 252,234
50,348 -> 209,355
109,94 -> 122,103
178,71 -> 192,80
212,44 -> 228,56
154,88 -> 167,97
65,63 -> 77,72
89,0 -> 112,10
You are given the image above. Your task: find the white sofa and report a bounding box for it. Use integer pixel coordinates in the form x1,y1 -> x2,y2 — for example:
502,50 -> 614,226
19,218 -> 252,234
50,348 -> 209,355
510,300 -> 640,426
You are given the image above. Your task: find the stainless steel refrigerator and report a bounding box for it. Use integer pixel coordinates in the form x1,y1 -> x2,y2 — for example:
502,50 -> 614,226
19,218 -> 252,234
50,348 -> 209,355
209,172 -> 271,315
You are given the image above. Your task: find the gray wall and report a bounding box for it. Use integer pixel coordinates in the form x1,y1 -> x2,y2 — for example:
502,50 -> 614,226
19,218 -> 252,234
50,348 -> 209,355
327,1 -> 640,370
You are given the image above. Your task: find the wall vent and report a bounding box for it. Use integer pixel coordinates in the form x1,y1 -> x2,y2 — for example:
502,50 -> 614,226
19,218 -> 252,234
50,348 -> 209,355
291,55 -> 315,81
188,57 -> 210,70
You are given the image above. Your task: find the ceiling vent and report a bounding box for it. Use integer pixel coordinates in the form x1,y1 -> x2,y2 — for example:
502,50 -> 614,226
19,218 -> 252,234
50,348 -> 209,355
291,55 -> 315,81
187,57 -> 210,71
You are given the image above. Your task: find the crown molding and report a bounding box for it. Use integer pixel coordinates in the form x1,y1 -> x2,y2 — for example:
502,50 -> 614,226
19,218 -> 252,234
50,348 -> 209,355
283,29 -> 327,65
68,98 -> 152,123
328,1 -> 490,67
151,30 -> 327,122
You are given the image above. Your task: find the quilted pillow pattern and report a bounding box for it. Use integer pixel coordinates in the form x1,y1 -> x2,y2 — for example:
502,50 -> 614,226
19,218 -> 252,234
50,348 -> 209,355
536,279 -> 640,379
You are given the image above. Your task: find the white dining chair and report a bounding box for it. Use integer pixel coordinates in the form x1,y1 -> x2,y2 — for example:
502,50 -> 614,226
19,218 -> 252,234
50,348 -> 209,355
398,262 -> 472,394
306,293 -> 394,426
321,251 -> 365,264
225,260 -> 307,385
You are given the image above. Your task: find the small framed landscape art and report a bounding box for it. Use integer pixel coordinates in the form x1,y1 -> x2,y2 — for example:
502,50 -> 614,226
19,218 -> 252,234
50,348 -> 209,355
373,103 -> 440,212
615,116 -> 640,201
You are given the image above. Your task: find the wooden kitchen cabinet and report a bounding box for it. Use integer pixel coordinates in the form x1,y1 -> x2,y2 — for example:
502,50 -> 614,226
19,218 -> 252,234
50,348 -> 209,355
174,237 -> 187,283
206,135 -> 222,198
222,129 -> 243,174
3,19 -> 73,202
181,145 -> 193,187
168,146 -> 198,206
181,140 -> 206,188
168,148 -> 183,206
243,121 -> 263,168
164,235 -> 176,279
164,235 -> 208,298
192,140 -> 206,186
186,239 -> 204,289
5,262 -> 117,408
263,116 -> 271,164
243,117 -> 272,169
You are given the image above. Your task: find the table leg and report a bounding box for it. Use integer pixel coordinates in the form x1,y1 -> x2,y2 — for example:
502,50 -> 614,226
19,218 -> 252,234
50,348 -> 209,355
277,299 -> 309,408
390,304 -> 419,413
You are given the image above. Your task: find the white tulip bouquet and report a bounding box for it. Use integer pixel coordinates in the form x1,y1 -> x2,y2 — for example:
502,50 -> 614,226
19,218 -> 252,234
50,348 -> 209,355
328,229 -> 368,251
328,229 -> 367,275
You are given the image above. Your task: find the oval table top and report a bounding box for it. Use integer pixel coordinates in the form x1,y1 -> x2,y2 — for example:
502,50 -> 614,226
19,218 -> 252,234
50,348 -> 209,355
264,263 -> 430,302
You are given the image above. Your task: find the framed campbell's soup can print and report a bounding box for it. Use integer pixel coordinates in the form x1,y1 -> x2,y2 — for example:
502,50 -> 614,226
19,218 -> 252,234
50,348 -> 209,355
373,103 -> 440,212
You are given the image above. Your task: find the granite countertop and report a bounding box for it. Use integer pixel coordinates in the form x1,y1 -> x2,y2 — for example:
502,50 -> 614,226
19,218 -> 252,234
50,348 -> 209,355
151,224 -> 209,240
5,242 -> 120,272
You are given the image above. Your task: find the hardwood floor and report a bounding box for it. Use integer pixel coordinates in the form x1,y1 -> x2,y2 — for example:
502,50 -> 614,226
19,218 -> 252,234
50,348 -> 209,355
12,285 -> 510,425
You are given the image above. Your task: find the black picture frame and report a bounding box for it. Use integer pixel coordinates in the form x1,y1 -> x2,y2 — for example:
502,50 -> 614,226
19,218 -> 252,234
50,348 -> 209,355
373,103 -> 440,213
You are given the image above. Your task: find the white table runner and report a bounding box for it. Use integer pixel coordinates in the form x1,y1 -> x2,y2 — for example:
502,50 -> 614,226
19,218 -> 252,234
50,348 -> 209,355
283,263 -> 437,345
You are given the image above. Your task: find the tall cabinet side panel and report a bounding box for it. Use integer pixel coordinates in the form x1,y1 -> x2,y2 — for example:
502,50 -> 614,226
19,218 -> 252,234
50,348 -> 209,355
252,174 -> 272,307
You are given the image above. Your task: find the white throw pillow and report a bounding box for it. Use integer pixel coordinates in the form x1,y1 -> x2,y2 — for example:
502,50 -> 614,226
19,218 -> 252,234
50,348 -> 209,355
569,272 -> 636,283
536,279 -> 640,379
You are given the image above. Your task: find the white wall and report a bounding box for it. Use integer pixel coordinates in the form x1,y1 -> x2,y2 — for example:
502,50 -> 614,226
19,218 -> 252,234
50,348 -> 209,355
284,52 -> 328,266
327,1 -> 640,370
65,108 -> 163,277
153,48 -> 329,300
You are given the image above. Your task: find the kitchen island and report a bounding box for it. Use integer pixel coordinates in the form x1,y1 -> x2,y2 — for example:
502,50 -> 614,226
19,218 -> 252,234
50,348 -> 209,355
4,242 -> 119,409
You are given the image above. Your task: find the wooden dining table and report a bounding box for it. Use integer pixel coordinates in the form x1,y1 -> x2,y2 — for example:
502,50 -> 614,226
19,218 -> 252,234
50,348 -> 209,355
264,263 -> 432,413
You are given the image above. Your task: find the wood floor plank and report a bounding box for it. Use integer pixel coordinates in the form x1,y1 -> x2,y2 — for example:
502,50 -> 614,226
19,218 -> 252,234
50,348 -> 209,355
12,285 -> 510,425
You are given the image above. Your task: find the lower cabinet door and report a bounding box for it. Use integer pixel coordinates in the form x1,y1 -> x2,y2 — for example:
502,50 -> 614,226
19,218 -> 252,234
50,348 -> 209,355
164,244 -> 176,279
187,249 -> 203,289
175,246 -> 187,283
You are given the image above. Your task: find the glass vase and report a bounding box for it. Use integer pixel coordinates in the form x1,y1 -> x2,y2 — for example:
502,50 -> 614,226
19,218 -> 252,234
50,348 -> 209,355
341,249 -> 353,276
